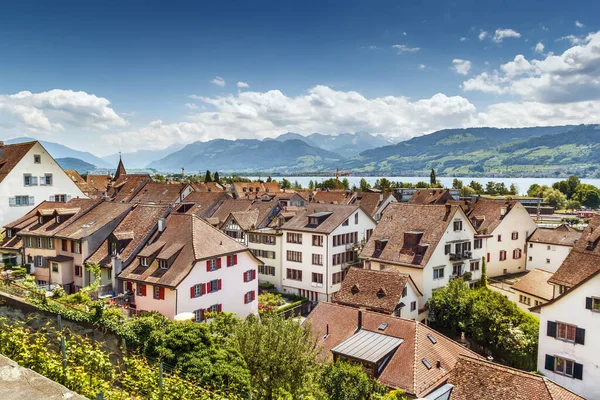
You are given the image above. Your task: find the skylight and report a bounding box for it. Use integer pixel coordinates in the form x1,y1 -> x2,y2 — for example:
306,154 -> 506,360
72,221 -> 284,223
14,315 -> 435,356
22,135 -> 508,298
378,323 -> 388,331
427,334 -> 437,344
422,359 -> 432,370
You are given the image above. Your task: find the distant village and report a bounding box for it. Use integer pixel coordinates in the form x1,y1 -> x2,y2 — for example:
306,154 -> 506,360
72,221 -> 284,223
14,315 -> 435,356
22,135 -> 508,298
0,140 -> 598,399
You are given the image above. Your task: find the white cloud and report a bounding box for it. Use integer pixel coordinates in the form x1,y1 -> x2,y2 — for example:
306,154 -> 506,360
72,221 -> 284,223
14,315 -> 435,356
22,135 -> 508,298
392,44 -> 420,54
460,37 -> 467,42
0,89 -> 127,133
237,81 -> 250,89
463,31 -> 600,103
575,20 -> 585,28
102,85 -> 478,149
185,103 -> 199,110
535,42 -> 545,53
560,35 -> 585,45
418,64 -> 426,70
210,76 -> 226,87
451,59 -> 472,75
478,30 -> 488,40
492,28 -> 521,42
402,32 -> 407,36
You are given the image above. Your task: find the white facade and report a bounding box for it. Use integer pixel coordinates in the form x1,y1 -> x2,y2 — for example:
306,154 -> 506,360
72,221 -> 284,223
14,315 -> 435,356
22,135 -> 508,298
131,251 -> 259,320
367,208 -> 485,302
526,241 -> 572,274
0,142 -> 86,227
373,194 -> 397,222
281,208 -> 376,302
537,273 -> 600,399
247,230 -> 283,291
484,203 -> 537,277
397,279 -> 422,321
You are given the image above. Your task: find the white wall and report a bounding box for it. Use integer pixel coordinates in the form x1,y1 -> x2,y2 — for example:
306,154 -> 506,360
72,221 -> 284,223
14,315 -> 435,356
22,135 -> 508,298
511,289 -> 547,313
281,208 -> 376,302
248,231 -> 283,290
485,203 -> 537,277
526,242 -> 572,274
0,142 -> 86,227
374,195 -> 397,222
398,280 -> 421,320
537,274 -> 600,399
133,284 -> 177,318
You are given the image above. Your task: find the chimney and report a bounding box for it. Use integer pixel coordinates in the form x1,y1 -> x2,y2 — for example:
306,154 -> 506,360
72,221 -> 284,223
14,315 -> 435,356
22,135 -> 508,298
445,204 -> 451,214
324,324 -> 329,338
0,141 -> 4,159
356,310 -> 362,332
158,217 -> 166,232
500,207 -> 507,217
436,360 -> 442,369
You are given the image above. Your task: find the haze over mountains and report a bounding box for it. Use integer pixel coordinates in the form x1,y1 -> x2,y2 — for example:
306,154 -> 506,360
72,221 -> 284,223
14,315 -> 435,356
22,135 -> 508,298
5,125 -> 600,177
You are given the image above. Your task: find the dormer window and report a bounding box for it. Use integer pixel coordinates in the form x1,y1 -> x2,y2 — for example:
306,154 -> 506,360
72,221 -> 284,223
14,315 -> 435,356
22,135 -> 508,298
342,219 -> 349,226
158,259 -> 168,270
375,239 -> 389,252
351,284 -> 360,294
141,257 -> 148,267
38,216 -> 43,225
55,215 -> 60,224
587,241 -> 595,251
111,242 -> 117,255
6,229 -> 12,238
377,288 -> 386,299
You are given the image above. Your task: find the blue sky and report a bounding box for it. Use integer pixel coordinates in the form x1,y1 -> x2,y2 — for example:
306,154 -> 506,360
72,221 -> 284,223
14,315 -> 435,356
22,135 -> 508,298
0,0 -> 599,155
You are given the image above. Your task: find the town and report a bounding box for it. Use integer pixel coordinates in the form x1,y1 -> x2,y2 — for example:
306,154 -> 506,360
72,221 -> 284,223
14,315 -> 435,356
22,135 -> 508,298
0,139 -> 598,399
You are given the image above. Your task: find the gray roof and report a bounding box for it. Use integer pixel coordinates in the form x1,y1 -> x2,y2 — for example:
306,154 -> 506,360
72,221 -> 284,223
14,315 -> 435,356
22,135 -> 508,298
308,211 -> 333,218
281,204 -> 362,234
331,329 -> 403,363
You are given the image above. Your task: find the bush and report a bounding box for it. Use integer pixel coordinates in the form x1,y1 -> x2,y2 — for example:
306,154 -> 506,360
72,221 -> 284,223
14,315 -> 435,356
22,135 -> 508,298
258,292 -> 285,313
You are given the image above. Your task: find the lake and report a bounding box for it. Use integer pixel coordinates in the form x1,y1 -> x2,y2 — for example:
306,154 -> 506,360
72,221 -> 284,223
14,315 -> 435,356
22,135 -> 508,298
246,176 -> 600,196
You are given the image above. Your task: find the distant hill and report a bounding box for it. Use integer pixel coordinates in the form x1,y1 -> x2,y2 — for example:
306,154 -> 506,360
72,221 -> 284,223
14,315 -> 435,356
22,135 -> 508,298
268,132 -> 395,158
149,138 -> 343,173
5,137 -> 112,168
102,143 -> 186,169
56,157 -> 96,174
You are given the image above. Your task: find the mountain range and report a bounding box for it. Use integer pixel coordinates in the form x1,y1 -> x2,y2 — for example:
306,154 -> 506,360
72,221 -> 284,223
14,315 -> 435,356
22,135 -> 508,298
102,143 -> 186,169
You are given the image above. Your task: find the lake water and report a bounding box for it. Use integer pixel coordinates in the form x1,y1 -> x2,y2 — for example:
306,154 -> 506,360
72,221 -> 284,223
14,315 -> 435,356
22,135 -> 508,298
247,176 -> 600,196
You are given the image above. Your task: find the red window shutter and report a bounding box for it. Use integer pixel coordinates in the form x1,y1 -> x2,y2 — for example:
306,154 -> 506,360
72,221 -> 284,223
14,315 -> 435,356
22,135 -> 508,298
217,258 -> 222,269
71,241 -> 75,252
487,253 -> 490,263
159,287 -> 165,300
243,272 -> 247,282
252,290 -> 256,301
141,284 -> 146,296
217,304 -> 222,313
252,269 -> 256,280
190,286 -> 195,298
233,254 -> 238,265
217,279 -> 222,290
201,309 -> 205,321
127,282 -> 132,291
202,283 -> 207,295
206,260 -> 211,272
244,293 -> 247,304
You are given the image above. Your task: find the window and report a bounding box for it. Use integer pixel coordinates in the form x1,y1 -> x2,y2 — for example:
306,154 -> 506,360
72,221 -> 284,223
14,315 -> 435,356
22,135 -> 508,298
555,357 -> 574,377
11,195 -> 33,206
43,174 -> 53,186
470,261 -> 480,271
474,239 -> 482,249
72,241 -> 81,254
192,284 -> 203,298
107,270 -> 112,279
444,244 -> 451,255
287,250 -> 302,263
287,233 -> 302,244
52,263 -> 59,273
153,286 -> 165,300
248,234 -> 276,245
209,259 -> 219,271
588,297 -> 600,311
33,154 -> 41,164
312,273 -> 323,285
137,284 -> 146,296
312,235 -> 323,247
251,249 -> 276,259
546,258 -> 551,264
37,237 -> 43,248
209,279 -> 221,293
342,219 -> 349,226
140,257 -> 148,267
258,265 -> 276,276
497,234 -> 502,242
355,213 -> 359,224
6,229 -> 12,238
511,231 -> 518,240
332,271 -> 343,285
54,194 -> 67,203
75,265 -> 82,277
243,269 -> 255,282
244,291 -> 256,304
453,220 -> 462,231
519,294 -> 531,306
194,309 -> 205,322
402,286 -> 407,298
227,254 -> 237,267
528,256 -> 533,261
529,243 -> 533,248
207,304 -> 221,314
333,232 -> 358,247
366,229 -> 373,241
410,301 -> 416,312
332,250 -> 355,265
499,250 -> 507,261
158,259 -> 168,270
24,174 -> 37,186
287,268 -> 302,281
557,322 -> 576,342
312,254 -> 323,266
433,266 -> 444,280
513,248 -> 522,259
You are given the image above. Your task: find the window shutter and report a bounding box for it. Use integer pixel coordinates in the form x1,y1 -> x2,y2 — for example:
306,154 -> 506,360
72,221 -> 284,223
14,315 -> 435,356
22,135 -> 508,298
190,287 -> 195,299
159,287 -> 165,300
49,195 -> 55,201
547,321 -> 557,338
243,272 -> 247,282
201,309 -> 205,321
206,260 -> 211,272
9,197 -> 16,206
573,363 -> 583,380
234,254 -> 238,265
545,355 -> 555,371
66,195 -> 71,201
141,285 -> 146,296
575,327 -> 585,345
217,304 -> 222,313
202,283 -> 207,295
217,279 -> 222,290
586,297 -> 593,310
31,176 -> 38,185
217,258 -> 222,269
244,293 -> 247,304
39,176 -> 45,186
28,196 -> 34,205
252,269 -> 256,280
252,290 -> 256,301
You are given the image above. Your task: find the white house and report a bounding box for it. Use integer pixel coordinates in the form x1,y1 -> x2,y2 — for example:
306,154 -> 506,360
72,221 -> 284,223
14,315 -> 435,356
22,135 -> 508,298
462,198 -> 537,277
0,141 -> 86,227
526,224 -> 580,273
350,191 -> 397,222
360,203 -> 486,304
279,204 -> 377,302
119,213 -> 261,320
511,268 -> 555,313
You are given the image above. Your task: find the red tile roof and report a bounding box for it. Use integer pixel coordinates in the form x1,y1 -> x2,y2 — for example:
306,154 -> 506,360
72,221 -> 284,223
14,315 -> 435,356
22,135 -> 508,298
64,170 -> 94,194
304,302 -> 482,397
511,269 -> 554,301
528,224 -> 581,247
312,190 -> 355,205
85,174 -> 111,192
447,355 -> 584,400
55,202 -> 132,239
130,183 -> 187,204
408,189 -> 454,205
177,191 -> 231,217
17,199 -> 100,237
108,174 -> 151,202
457,198 -> 519,234
0,142 -> 36,184
350,192 -> 390,217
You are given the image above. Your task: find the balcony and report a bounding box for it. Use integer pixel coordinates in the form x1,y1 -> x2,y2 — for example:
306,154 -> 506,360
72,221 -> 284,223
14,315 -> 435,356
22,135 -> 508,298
449,251 -> 472,261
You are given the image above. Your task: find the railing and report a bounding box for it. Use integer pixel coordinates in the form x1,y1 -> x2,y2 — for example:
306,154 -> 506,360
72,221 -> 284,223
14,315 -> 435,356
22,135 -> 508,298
449,251 -> 472,261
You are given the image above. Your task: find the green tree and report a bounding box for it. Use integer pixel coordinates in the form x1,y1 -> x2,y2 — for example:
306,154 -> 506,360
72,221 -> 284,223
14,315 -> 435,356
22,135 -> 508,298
308,180 -> 315,190
495,182 -> 508,195
566,199 -> 582,210
359,178 -> 371,192
374,178 -> 392,192
452,178 -> 463,189
266,176 -> 272,182
527,184 -> 542,197
485,181 -> 497,195
280,178 -> 292,189
234,314 -> 320,400
204,170 -> 212,183
460,186 -> 476,198
415,181 -> 429,188
543,188 -> 567,209
469,181 -> 484,194
341,178 -> 350,190
320,361 -> 389,400
574,183 -> 600,209
509,183 -> 518,195
430,169 -> 437,186
154,173 -> 166,183
480,255 -> 488,288
213,171 -> 220,183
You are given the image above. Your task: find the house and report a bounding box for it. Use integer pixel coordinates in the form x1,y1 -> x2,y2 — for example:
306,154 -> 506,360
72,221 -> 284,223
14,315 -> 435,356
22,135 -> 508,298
350,191 -> 397,221
209,198 -> 280,229
526,224 -> 580,273
0,141 -> 87,227
331,267 -> 423,320
64,170 -> 97,199
230,181 -> 280,199
511,268 -> 554,312
395,188 -> 459,203
174,191 -> 231,218
360,203 -> 485,303
107,174 -> 152,202
304,302 -> 482,398
408,189 -> 455,205
279,204 -> 376,302
86,204 -> 170,292
129,182 -> 192,205
443,354 -> 584,400
311,190 -> 355,205
460,198 -> 537,277
118,213 -> 261,320
85,174 -> 111,195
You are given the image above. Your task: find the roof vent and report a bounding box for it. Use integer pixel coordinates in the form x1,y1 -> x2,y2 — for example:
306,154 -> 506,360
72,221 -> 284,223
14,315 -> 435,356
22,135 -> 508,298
377,288 -> 386,298
378,323 -> 388,331
436,360 -> 442,369
351,284 -> 360,294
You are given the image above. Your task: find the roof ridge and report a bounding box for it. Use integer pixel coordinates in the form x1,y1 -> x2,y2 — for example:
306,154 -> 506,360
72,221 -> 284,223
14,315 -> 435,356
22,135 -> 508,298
457,354 -> 547,381
412,321 -> 419,395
